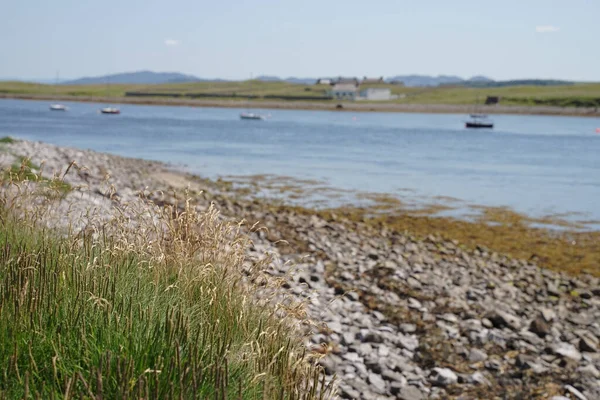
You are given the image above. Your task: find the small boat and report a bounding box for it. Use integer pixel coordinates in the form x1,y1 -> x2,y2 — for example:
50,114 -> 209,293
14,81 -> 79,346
100,107 -> 120,115
240,112 -> 264,120
465,114 -> 493,129
49,72 -> 67,111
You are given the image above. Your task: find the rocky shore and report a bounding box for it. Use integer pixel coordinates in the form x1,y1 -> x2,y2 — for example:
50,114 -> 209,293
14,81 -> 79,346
1,139 -> 599,400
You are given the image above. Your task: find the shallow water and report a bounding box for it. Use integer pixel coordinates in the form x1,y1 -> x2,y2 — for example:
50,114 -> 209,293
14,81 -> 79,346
1,98 -> 599,225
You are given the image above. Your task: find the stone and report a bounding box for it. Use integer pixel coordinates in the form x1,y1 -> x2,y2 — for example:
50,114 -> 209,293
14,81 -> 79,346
398,335 -> 419,352
429,367 -> 458,386
408,298 -> 422,309
529,316 -> 551,338
578,364 -> 600,378
339,385 -> 361,399
547,281 -> 561,296
345,291 -> 359,301
469,372 -> 490,386
400,323 -> 417,334
486,310 -> 522,331
553,342 -> 583,362
468,348 -> 488,362
367,372 -> 387,394
397,385 -> 425,400
365,358 -> 383,374
381,369 -> 407,385
565,385 -> 588,400
579,336 -> 598,353
484,359 -> 502,371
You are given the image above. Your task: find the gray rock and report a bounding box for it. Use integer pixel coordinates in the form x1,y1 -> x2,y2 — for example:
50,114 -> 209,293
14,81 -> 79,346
577,364 -> 600,378
484,359 -> 502,371
408,298 -> 422,309
400,323 -> 417,334
398,335 -> 419,352
579,336 -> 598,353
345,291 -> 359,302
429,367 -> 458,386
565,385 -> 588,400
381,369 -> 407,385
469,372 -> 490,386
468,348 -> 488,362
553,342 -> 583,362
397,385 -> 425,400
529,316 -> 551,338
367,372 -> 387,394
486,310 -> 522,331
540,308 -> 557,322
339,385 -> 361,399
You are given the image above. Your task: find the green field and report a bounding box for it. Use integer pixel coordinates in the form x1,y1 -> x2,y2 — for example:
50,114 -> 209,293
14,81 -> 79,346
1,80 -> 600,107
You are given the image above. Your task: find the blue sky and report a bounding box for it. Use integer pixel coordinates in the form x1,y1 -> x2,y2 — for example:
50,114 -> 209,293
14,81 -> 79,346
1,0 -> 599,81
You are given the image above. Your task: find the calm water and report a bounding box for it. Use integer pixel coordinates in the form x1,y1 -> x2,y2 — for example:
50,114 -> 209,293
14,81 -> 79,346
1,99 -> 599,224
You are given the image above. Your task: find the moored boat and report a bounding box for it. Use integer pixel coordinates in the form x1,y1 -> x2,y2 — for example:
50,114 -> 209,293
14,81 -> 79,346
100,107 -> 120,115
50,104 -> 68,111
240,112 -> 264,120
465,114 -> 493,129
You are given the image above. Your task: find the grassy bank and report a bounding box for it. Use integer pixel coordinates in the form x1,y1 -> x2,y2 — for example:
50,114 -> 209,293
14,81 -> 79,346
1,80 -> 599,109
0,175 -> 330,398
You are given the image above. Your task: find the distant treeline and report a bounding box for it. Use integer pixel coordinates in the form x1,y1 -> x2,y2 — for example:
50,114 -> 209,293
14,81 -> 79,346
125,91 -> 332,101
449,80 -> 574,88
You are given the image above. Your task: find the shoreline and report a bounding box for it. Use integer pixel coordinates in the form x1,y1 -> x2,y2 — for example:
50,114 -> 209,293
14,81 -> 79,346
2,93 -> 600,118
2,138 -> 600,399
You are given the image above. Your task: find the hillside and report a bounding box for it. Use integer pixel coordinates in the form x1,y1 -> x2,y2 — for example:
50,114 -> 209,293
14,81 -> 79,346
64,70 -> 205,85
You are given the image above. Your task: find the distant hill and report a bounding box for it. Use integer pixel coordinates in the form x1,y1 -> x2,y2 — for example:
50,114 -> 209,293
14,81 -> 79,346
64,71 -> 206,85
386,75 -> 466,87
457,79 -> 574,88
256,76 -> 316,85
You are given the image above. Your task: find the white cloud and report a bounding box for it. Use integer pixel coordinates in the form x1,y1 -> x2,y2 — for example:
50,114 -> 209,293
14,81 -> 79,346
164,39 -> 180,46
536,25 -> 559,33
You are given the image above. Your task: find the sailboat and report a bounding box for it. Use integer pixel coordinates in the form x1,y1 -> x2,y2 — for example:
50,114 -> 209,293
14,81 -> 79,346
240,74 -> 264,120
465,97 -> 493,129
100,75 -> 120,115
50,72 -> 68,111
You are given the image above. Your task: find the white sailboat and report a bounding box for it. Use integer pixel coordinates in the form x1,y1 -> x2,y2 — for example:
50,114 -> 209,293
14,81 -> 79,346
240,74 -> 264,120
50,72 -> 68,111
100,75 -> 120,115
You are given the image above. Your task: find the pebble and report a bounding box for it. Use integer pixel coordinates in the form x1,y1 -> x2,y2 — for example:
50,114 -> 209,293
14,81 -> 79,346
429,368 -> 458,386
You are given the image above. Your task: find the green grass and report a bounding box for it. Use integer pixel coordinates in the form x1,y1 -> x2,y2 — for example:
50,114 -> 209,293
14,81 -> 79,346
0,137 -> 15,144
0,177 -> 330,398
3,157 -> 72,195
2,80 -> 599,107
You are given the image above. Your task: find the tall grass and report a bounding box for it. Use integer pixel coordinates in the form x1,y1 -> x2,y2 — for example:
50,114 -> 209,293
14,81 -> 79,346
0,164 -> 333,399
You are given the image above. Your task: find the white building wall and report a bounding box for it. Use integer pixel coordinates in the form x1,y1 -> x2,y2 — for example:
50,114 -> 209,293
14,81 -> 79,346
359,88 -> 392,101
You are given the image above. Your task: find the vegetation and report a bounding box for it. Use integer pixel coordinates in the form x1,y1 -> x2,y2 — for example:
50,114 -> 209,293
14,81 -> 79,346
3,157 -> 72,195
1,80 -> 599,108
0,172 -> 331,398
0,136 -> 15,144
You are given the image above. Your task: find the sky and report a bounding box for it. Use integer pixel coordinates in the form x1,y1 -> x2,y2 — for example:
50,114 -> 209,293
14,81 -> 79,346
1,0 -> 599,82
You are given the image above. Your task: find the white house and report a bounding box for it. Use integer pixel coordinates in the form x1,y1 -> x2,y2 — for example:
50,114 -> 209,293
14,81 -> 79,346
358,88 -> 396,101
328,84 -> 358,100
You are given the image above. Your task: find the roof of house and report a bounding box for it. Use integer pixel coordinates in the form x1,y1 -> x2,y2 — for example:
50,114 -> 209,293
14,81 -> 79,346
331,83 -> 358,91
362,77 -> 384,83
336,77 -> 359,84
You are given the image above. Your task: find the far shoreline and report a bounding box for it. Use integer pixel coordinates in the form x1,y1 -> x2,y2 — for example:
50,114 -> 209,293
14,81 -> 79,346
2,93 -> 600,118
